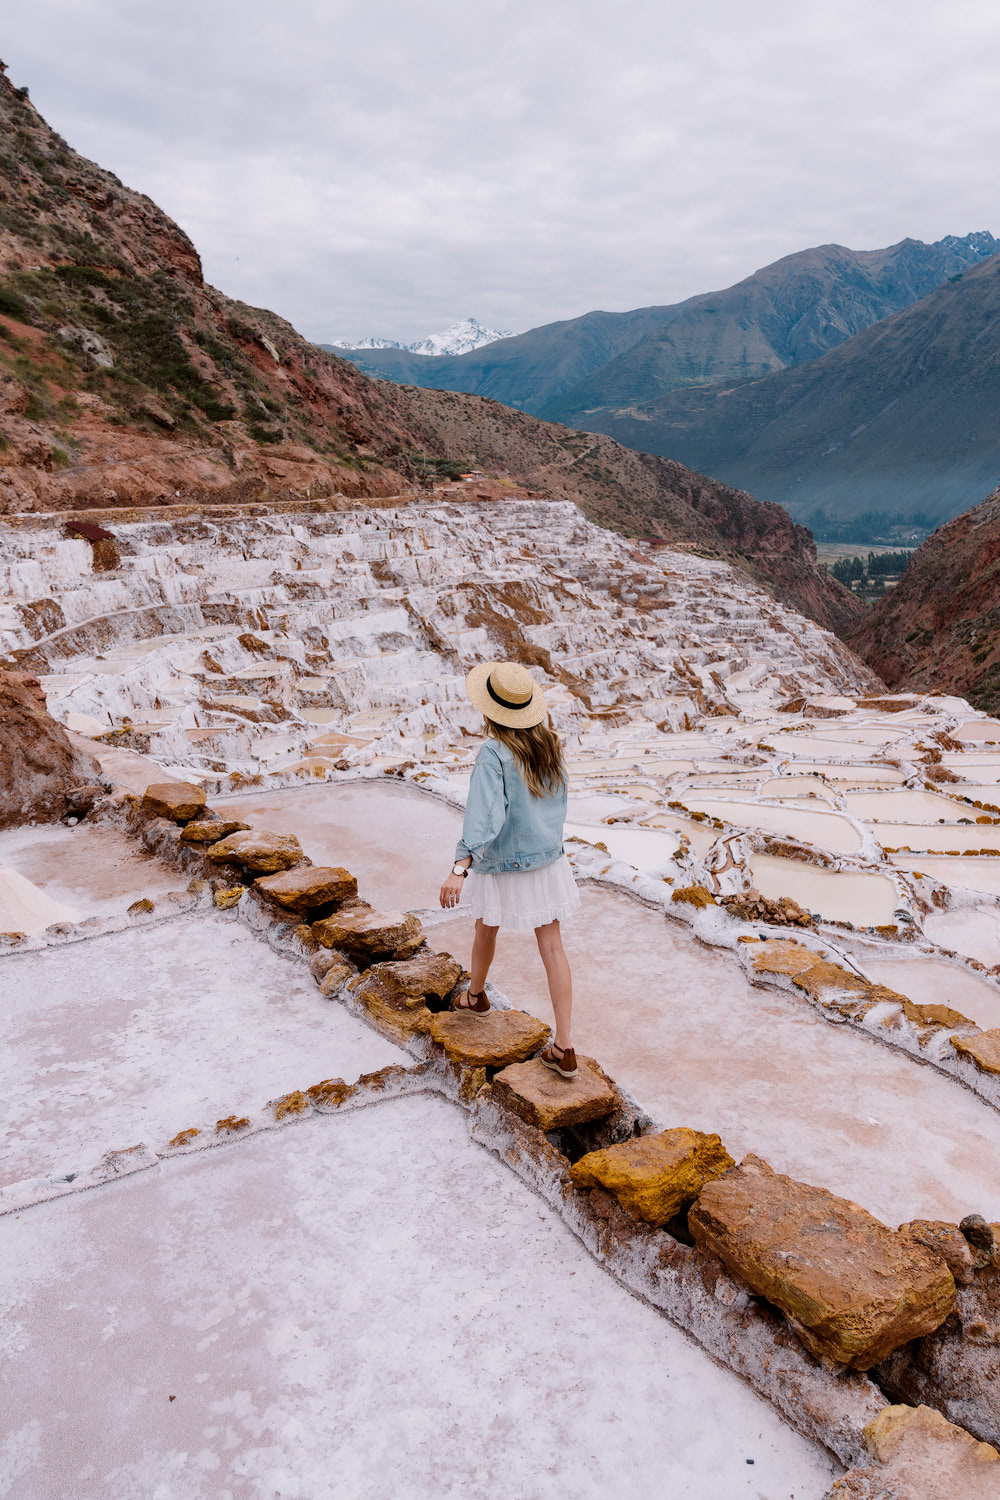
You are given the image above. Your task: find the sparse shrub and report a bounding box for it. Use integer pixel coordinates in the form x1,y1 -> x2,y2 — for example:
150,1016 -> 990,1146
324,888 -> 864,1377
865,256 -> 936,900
0,285 -> 32,321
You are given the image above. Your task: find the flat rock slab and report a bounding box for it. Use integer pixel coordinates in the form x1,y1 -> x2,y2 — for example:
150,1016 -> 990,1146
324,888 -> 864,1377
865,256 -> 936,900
901,998 -> 974,1030
141,781 -> 206,823
206,830 -> 304,873
375,950 -> 462,1001
313,907 -> 423,960
180,817 -> 251,844
571,1128 -> 734,1227
790,959 -> 874,1000
689,1155 -> 956,1371
492,1055 -> 617,1131
751,939 -> 821,977
255,865 -> 358,913
951,1029 -> 1000,1074
429,1009 -> 550,1068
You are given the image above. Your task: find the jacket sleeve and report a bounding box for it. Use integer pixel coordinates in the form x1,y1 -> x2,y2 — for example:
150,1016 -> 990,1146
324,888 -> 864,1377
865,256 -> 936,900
455,744 -> 507,861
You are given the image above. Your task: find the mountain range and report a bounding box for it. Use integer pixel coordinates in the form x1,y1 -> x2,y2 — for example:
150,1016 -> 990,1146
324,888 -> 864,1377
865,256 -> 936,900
0,66 -> 857,638
328,316 -> 512,358
332,233 -> 1000,524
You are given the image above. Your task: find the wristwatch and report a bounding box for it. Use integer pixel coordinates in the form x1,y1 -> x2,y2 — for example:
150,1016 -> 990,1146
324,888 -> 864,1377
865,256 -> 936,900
451,862 -> 469,878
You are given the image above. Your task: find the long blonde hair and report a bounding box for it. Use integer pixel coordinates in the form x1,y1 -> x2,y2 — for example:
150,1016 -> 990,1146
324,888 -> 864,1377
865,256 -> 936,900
485,717 -> 567,799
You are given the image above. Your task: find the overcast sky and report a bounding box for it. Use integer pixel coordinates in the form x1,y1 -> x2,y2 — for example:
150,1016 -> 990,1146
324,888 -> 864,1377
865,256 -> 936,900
6,0 -> 1000,344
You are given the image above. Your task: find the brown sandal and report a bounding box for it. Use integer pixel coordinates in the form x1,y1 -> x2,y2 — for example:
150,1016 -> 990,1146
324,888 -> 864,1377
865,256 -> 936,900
454,988 -> 490,1015
540,1042 -> 578,1079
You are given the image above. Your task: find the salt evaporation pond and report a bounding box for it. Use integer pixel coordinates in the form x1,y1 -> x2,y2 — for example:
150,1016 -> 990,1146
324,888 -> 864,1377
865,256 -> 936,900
786,764 -> 906,786
923,908 -> 1000,969
440,887 -> 1000,1228
841,948 -> 1000,1031
683,796 -> 862,853
749,853 -> 899,927
759,776 -> 838,802
641,811 -> 721,856
844,789 -> 972,823
565,823 -> 681,873
0,822 -> 183,927
4,1098 -> 837,1500
215,780 -> 464,913
891,854 -> 1000,898
0,915 -> 405,1185
875,823 -> 1000,854
942,755 -> 1000,782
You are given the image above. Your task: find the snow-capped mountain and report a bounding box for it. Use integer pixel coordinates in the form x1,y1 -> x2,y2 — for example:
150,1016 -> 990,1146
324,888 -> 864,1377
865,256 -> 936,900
333,317 -> 513,357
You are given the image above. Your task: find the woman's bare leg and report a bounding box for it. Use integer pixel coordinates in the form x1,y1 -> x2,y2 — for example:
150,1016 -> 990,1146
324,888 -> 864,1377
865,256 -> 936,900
535,919 -> 573,1049
470,918 -> 499,993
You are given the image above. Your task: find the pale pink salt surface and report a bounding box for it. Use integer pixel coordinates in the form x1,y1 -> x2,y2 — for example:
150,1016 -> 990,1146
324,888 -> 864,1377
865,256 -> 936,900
0,915 -> 405,1186
0,822 -> 182,920
437,888 -> 1000,1227
840,948 -> 1000,1031
3,1097 -> 838,1500
923,907 -> 1000,968
215,780 -> 462,912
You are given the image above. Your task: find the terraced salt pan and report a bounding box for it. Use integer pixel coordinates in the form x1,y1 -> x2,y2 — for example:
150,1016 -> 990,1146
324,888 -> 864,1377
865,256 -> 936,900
682,796 -> 862,853
844,789 -> 976,823
565,824 -> 681,873
438,887 -> 1000,1227
891,854 -> 1000,899
942,755 -> 1000,781
841,949 -> 1000,1031
749,854 -> 898,927
760,776 -> 838,802
785,765 -> 907,786
641,812 -> 721,857
955,720 -> 1000,743
923,908 -> 1000,969
948,784 -> 1000,807
3,1099 -> 837,1500
763,735 -> 884,761
0,915 -> 405,1185
0,822 -> 183,926
876,823 -> 1000,853
215,780 -> 464,913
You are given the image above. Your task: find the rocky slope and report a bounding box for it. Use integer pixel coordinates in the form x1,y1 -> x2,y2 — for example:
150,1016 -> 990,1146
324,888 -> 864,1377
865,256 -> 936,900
331,235 -> 998,420
581,254 -> 1000,525
0,669 -> 99,826
0,64 -> 856,634
848,486 -> 1000,712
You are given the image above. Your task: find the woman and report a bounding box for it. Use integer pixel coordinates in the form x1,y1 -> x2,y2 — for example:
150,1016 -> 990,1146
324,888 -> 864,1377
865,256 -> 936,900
438,660 -> 581,1079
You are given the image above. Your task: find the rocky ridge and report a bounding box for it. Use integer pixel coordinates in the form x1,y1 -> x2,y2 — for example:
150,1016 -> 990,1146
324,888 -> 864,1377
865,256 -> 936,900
332,235 -> 999,423
580,254 -> 1000,525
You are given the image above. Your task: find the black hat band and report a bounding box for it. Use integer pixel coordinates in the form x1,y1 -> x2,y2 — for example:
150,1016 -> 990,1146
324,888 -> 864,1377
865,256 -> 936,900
487,674 -> 533,712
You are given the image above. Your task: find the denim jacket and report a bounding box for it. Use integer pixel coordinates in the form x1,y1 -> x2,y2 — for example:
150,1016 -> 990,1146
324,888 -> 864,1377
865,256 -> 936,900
455,739 -> 567,874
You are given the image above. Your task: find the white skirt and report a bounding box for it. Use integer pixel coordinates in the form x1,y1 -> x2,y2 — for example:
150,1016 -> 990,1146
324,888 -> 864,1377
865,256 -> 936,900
459,854 -> 581,931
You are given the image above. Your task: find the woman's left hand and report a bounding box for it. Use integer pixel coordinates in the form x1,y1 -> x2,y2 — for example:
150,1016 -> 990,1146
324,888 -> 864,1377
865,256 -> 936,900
439,873 -> 465,910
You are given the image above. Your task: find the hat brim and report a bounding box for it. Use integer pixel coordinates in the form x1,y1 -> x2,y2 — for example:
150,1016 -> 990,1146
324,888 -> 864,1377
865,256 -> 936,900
465,662 -> 547,729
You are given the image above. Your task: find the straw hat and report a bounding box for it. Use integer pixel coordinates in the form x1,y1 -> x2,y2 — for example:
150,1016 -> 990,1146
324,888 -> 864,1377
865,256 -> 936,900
465,660 -> 547,729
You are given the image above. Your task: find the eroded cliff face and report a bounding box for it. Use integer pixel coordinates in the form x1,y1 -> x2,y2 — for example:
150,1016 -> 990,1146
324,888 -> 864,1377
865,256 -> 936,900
848,487 -> 1000,712
0,66 -> 860,636
0,670 -> 100,827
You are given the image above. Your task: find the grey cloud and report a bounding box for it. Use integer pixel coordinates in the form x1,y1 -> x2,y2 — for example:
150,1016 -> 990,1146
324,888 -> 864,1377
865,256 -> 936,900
6,0 -> 1000,343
